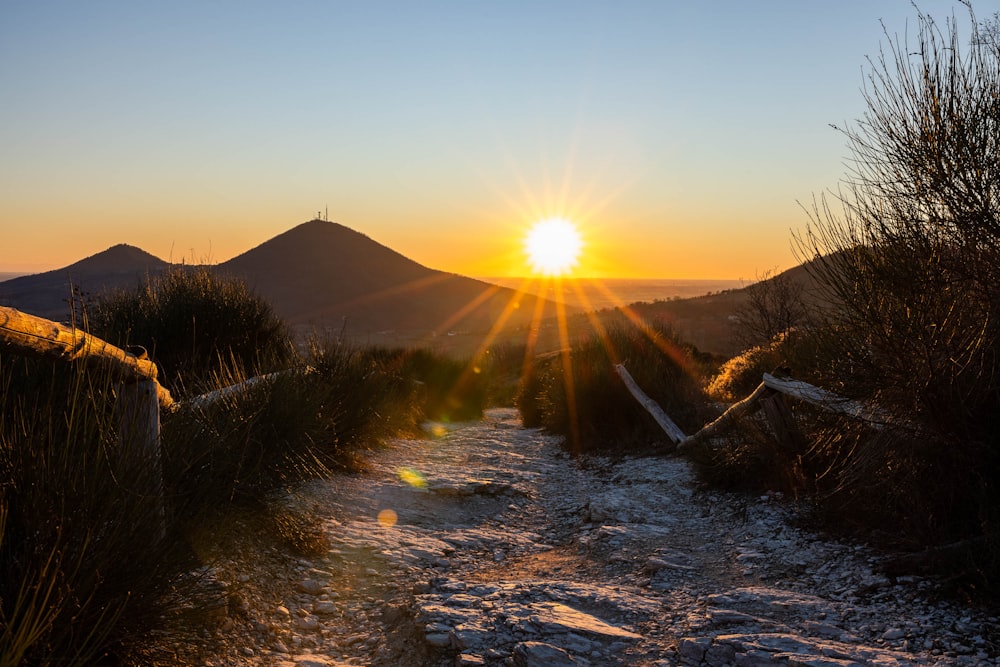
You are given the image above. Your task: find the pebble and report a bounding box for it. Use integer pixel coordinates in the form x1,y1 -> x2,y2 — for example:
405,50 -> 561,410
297,579 -> 323,595
187,409 -> 997,667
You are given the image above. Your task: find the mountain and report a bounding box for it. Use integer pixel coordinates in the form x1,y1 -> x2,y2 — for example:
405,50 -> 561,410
0,221 -> 574,354
0,244 -> 168,320
0,219 -> 827,357
217,220 -> 568,342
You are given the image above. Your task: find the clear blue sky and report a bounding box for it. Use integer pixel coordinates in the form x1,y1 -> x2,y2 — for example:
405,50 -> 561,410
0,0 -> 979,278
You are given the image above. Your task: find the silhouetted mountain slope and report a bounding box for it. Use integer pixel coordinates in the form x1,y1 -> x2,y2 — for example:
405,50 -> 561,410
0,244 -> 168,320
578,257 -> 826,356
1,220 -> 831,357
217,220 -> 561,336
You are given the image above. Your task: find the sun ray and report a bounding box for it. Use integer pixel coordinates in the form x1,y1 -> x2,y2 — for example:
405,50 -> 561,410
567,278 -> 619,363
553,278 -> 581,451
432,282 -> 504,335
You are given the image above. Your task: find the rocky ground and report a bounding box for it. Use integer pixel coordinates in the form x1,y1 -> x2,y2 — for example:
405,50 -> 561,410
176,408 -> 999,666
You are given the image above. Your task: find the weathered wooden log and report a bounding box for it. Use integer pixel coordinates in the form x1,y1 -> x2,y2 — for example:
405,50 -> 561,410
0,305 -> 173,408
613,364 -> 686,445
678,381 -> 769,451
761,373 -> 881,422
760,389 -> 807,453
186,370 -> 288,410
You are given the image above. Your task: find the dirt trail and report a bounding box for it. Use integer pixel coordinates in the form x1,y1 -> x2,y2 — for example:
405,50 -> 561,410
190,409 -> 997,667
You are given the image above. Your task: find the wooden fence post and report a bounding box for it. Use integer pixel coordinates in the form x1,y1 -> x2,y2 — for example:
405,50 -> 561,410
115,377 -> 166,541
1,307 -> 173,538
759,389 -> 807,453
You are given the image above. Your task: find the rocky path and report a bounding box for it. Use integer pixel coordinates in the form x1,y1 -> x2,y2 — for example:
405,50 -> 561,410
192,409 -> 998,667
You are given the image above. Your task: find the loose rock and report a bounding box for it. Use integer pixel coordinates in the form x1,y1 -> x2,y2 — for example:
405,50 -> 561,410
165,409 -> 998,666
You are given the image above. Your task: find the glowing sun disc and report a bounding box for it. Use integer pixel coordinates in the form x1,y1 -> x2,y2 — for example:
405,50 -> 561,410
524,218 -> 582,276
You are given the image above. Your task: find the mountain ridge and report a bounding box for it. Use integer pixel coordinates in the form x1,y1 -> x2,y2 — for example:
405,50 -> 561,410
0,220 -> 819,356
0,220 -> 574,353
0,243 -> 170,320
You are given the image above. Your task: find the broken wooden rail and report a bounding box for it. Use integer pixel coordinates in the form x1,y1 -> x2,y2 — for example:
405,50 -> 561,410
613,363 -> 687,444
615,363 -> 887,452
0,305 -> 298,538
0,305 -> 174,408
1,305 -> 173,538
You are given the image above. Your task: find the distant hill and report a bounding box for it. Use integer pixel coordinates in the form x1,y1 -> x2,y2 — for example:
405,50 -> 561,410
217,220 -> 571,345
0,244 -> 168,320
0,220 -> 830,358
0,221 -> 575,355
573,260 -> 824,357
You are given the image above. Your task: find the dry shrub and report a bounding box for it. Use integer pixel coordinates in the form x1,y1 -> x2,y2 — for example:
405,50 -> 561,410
517,322 -> 714,454
789,4 -> 1000,594
90,266 -> 293,396
706,329 -> 826,402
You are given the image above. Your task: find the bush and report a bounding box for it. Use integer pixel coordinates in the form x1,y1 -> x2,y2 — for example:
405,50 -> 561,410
517,322 -> 714,453
163,365 -> 336,515
706,329 -> 825,403
89,267 -> 293,395
733,268 -> 809,350
790,5 -> 1000,592
301,341 -> 423,449
394,347 -> 491,422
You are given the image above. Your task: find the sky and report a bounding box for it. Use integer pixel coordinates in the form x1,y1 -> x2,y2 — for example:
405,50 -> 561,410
0,1 -> 982,279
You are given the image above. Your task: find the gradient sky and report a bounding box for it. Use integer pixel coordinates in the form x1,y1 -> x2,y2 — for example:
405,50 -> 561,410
0,1 -> 978,278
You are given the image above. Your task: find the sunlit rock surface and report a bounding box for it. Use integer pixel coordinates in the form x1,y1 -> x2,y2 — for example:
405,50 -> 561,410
186,409 -> 998,666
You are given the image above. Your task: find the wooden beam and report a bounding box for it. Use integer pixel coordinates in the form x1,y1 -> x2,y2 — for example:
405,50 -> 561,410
761,373 -> 880,422
613,364 -> 687,445
760,389 -> 807,453
0,306 -> 174,408
187,370 -> 288,410
679,381 -> 768,451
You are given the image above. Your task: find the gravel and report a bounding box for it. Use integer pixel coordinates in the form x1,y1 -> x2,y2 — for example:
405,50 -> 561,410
169,408 -> 999,666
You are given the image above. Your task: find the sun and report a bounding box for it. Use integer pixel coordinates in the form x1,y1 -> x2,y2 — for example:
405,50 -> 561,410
524,218 -> 583,276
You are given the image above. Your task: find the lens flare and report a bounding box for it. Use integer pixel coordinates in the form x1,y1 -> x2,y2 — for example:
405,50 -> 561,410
398,467 -> 427,489
426,423 -> 449,438
377,508 -> 398,527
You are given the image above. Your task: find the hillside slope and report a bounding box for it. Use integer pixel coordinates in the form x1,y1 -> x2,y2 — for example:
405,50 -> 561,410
0,244 -> 168,320
217,220 -> 568,341
0,221 -> 572,355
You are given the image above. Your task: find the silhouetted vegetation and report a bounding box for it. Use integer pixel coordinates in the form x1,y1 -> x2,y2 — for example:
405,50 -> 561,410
688,5 -> 1000,598
0,267 -> 509,664
516,322 -> 715,453
794,4 -> 1000,593
732,268 -> 809,350
89,266 -> 293,395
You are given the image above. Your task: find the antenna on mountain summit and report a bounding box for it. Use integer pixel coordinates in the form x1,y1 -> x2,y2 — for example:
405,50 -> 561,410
325,205 -> 328,221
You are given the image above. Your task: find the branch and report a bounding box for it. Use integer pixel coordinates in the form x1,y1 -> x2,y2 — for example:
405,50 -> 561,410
613,364 -> 686,445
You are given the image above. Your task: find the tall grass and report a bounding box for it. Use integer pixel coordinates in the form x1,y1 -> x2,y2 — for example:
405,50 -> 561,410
1,267 -> 505,663
0,356 -> 203,665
